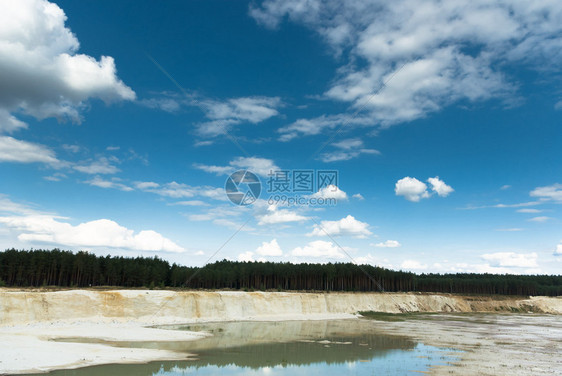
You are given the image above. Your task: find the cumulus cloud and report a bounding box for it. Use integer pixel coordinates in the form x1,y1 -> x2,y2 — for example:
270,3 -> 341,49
395,176 -> 453,201
0,215 -> 184,253
238,251 -> 257,262
530,183 -> 562,202
257,205 -> 309,225
427,176 -> 454,197
251,0 -> 562,137
308,215 -> 372,238
0,0 -> 134,125
394,177 -> 429,202
291,240 -> 345,259
310,185 -> 348,200
554,242 -> 562,256
255,238 -> 283,256
373,240 -> 401,248
481,252 -> 538,268
352,193 -> 364,200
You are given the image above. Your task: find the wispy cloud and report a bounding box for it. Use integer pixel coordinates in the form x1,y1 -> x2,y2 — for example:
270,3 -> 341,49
195,156 -> 279,177
320,138 -> 380,162
252,0 -> 562,137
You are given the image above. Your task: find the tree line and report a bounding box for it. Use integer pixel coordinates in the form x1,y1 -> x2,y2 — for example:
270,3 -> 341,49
0,249 -> 560,296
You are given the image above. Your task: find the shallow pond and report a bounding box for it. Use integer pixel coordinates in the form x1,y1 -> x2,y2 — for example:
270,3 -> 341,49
30,320 -> 460,375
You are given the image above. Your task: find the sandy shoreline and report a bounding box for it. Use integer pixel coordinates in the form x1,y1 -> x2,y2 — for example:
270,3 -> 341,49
1,289 -> 560,375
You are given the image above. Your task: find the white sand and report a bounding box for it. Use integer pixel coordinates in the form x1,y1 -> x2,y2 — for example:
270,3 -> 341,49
1,321 -> 208,374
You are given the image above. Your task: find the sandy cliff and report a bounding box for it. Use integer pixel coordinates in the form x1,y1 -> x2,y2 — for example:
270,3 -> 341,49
1,289 -> 560,326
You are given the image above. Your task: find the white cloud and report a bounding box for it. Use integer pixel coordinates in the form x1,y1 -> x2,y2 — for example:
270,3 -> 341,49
308,215 -> 372,238
463,201 -> 542,210
352,193 -> 364,200
135,181 -> 160,190
495,228 -> 524,232
530,184 -> 562,202
73,156 -> 120,174
427,176 -> 454,197
0,0 -> 134,125
0,136 -> 60,165
193,164 -> 234,175
251,0 -> 562,136
44,172 -> 67,182
291,240 -> 345,259
202,96 -> 281,123
352,253 -> 394,269
373,240 -> 401,248
139,97 -> 181,113
188,206 -> 245,222
395,176 -> 453,201
320,138 -> 380,162
0,195 -> 48,216
278,114 -> 371,142
197,96 -> 281,137
516,208 -> 542,213
195,156 -> 279,178
238,251 -> 256,262
528,216 -> 553,223
481,252 -> 538,268
135,181 -> 227,201
230,157 -> 279,177
394,177 -> 429,202
255,239 -> 283,256
85,176 -> 133,192
168,200 -> 209,207
62,144 -> 81,153
194,140 -> 214,147
310,185 -> 348,200
400,259 -> 428,270
257,205 -> 309,225
554,242 -> 562,256
212,218 -> 253,231
500,185 -> 512,190
0,215 -> 184,253
0,110 -> 27,133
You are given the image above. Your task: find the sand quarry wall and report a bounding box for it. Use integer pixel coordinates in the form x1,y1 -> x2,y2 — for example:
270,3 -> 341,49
1,290 -> 560,326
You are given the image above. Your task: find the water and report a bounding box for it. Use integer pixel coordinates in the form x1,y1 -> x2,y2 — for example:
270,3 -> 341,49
31,320 -> 460,375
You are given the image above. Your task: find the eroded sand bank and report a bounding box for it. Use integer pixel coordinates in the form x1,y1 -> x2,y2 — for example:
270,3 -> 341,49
1,289 -> 560,374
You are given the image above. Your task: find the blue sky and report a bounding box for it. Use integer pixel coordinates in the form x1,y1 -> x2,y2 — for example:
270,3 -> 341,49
0,0 -> 561,274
